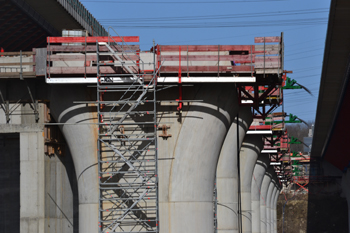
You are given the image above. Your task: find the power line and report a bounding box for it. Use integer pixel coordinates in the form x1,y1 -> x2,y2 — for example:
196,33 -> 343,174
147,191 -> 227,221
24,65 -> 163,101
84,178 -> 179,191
82,0 -> 293,4
103,18 -> 327,29
98,8 -> 328,22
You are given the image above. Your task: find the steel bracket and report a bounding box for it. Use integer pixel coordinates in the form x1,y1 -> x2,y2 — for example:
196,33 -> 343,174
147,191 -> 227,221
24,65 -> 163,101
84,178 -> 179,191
158,125 -> 172,139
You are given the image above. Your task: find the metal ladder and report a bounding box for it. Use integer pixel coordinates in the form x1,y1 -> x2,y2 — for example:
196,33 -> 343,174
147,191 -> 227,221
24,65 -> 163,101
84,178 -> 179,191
96,31 -> 159,233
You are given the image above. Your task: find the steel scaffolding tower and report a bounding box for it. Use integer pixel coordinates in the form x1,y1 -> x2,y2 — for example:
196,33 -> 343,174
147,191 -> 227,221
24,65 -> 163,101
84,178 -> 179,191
96,32 -> 159,233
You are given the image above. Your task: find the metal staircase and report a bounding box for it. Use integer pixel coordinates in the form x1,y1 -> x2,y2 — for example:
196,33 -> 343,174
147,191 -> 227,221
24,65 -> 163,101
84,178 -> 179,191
96,31 -> 159,233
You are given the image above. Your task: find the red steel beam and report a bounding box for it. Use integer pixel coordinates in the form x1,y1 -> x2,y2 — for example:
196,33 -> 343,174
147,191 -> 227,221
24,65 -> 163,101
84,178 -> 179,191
47,36 -> 139,43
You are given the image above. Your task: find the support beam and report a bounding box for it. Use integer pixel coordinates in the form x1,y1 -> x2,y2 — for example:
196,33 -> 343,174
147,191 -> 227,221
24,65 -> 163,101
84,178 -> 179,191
217,106 -> 252,233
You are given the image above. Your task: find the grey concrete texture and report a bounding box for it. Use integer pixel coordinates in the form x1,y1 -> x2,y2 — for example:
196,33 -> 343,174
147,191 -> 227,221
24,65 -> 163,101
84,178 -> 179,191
20,132 -> 45,233
265,182 -> 274,233
158,84 -> 238,233
49,85 -> 98,233
267,186 -> 277,233
260,166 -> 274,233
251,154 -> 270,233
217,106 -> 252,233
44,149 -> 78,233
271,187 -> 280,233
240,135 -> 264,233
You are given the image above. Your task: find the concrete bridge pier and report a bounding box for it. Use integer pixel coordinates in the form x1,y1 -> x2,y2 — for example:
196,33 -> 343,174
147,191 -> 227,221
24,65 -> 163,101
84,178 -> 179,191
240,135 -> 264,233
49,85 -> 99,233
271,185 -> 280,233
267,183 -> 277,233
251,154 -> 270,233
260,166 -> 274,233
216,106 -> 252,233
265,181 -> 275,233
158,84 -> 237,233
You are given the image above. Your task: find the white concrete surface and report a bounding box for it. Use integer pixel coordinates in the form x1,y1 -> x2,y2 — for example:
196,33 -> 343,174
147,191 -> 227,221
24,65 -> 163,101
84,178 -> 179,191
216,106 -> 252,233
251,154 -> 270,233
240,135 -> 264,233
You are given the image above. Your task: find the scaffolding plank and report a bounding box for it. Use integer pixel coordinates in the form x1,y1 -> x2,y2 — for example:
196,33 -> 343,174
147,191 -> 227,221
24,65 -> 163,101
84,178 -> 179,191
49,54 -> 139,61
158,55 -> 255,63
47,45 -> 140,52
0,62 -> 35,66
254,36 -> 281,43
0,51 -> 35,56
48,66 -> 138,74
254,62 -> 281,68
159,45 -> 252,52
47,36 -> 139,43
160,65 -> 253,73
0,72 -> 36,77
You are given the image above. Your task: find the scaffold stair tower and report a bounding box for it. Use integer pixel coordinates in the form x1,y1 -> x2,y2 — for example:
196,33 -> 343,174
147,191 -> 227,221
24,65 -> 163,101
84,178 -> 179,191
96,31 -> 159,233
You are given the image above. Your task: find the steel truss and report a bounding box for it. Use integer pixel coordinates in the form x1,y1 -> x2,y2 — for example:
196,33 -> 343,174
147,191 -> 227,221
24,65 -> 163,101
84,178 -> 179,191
96,31 -> 159,233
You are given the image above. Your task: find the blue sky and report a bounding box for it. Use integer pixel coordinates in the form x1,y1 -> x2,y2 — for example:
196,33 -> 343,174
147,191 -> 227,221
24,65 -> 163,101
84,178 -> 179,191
80,0 -> 331,122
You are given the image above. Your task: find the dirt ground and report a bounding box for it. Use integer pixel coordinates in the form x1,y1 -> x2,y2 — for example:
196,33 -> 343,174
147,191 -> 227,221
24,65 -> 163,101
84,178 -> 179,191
277,194 -> 348,233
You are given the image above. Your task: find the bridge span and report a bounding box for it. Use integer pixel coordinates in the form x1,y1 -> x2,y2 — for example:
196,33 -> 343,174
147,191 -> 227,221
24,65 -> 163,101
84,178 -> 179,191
0,33 -> 288,233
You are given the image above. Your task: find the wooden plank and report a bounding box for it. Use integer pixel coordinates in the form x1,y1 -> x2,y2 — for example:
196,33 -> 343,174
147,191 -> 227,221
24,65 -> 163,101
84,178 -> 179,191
49,54 -> 139,61
47,36 -> 139,43
158,55 -> 255,63
0,51 -> 35,56
255,44 -> 280,51
254,36 -> 281,43
159,45 -> 252,52
160,65 -> 253,73
0,72 -> 36,77
255,62 -> 281,68
0,62 -> 35,66
255,68 -> 282,74
254,51 -> 279,55
48,45 -> 140,52
255,57 -> 280,63
158,55 -> 280,63
48,66 -> 139,74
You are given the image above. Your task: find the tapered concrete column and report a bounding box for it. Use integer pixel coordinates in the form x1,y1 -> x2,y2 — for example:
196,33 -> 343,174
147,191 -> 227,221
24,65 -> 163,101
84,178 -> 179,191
159,84 -> 237,233
251,154 -> 270,233
267,185 -> 277,233
50,85 -> 98,233
260,166 -> 274,233
265,182 -> 275,233
217,106 -> 252,233
272,188 -> 280,233
240,135 -> 264,233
